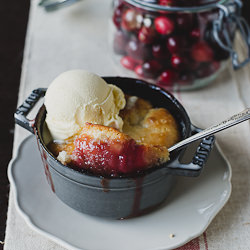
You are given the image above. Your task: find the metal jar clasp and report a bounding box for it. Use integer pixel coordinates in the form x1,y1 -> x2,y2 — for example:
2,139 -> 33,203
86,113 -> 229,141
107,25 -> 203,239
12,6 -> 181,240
212,0 -> 250,70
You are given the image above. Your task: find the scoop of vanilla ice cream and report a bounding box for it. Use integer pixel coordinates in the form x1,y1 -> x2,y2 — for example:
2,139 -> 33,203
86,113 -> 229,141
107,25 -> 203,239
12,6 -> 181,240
44,70 -> 126,140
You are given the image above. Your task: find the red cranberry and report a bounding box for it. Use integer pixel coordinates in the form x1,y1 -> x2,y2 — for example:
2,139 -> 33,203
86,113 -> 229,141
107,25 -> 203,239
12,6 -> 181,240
121,9 -> 142,31
158,70 -> 177,86
134,65 -> 144,77
159,0 -> 173,5
138,26 -> 157,44
142,60 -> 162,78
190,28 -> 201,41
152,43 -> 170,60
113,30 -> 128,55
167,36 -> 183,54
191,41 -> 214,62
176,13 -> 194,31
171,54 -> 187,70
126,39 -> 151,61
154,16 -> 174,35
120,56 -> 138,70
112,4 -> 124,28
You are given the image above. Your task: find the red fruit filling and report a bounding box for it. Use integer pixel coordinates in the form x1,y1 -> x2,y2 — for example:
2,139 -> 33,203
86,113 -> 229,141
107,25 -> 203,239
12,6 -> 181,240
72,135 -> 149,176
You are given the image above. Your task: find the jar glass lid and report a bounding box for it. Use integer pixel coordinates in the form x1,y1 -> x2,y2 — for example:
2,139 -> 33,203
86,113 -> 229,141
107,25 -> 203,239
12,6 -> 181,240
125,0 -> 229,11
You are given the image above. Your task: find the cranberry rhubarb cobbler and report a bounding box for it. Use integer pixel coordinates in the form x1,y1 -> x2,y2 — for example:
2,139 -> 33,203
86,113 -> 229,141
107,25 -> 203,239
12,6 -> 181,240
16,74 -> 211,218
48,95 -> 180,177
15,73 -> 217,219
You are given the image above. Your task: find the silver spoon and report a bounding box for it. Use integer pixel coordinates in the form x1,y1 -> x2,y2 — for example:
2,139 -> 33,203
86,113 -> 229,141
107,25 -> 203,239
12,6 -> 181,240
39,0 -> 82,12
168,108 -> 250,153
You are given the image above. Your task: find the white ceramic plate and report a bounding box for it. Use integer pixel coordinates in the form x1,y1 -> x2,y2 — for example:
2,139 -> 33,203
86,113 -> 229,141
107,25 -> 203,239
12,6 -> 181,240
8,136 -> 232,250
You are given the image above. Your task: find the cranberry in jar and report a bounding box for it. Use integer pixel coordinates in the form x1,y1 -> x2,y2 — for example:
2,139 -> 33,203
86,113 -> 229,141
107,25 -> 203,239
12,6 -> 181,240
110,0 -> 250,91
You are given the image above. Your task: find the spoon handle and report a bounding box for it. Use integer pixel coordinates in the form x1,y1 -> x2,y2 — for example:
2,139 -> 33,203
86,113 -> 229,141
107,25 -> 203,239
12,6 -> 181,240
168,108 -> 250,153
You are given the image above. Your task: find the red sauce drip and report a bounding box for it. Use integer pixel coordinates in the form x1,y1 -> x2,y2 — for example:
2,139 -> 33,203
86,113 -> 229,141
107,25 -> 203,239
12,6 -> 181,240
41,149 -> 55,193
100,178 -> 110,193
71,136 -> 148,176
120,177 -> 164,219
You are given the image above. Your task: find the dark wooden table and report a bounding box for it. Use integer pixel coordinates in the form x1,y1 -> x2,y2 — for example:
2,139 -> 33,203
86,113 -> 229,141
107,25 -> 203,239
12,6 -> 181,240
0,0 -> 249,249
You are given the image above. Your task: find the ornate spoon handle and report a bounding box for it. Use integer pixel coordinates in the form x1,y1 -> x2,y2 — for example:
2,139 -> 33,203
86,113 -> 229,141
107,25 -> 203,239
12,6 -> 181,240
168,108 -> 250,153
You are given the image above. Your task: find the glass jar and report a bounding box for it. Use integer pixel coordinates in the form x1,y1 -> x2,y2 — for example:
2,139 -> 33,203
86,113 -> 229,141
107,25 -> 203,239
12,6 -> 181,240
110,0 -> 250,91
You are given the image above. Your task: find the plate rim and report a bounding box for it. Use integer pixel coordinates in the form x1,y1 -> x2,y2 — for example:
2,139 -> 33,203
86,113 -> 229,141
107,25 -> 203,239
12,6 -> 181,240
7,135 -> 232,250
